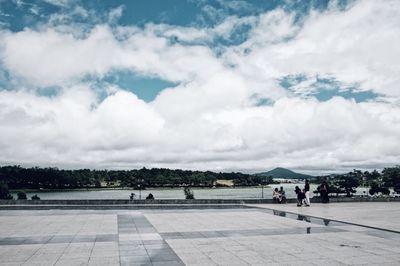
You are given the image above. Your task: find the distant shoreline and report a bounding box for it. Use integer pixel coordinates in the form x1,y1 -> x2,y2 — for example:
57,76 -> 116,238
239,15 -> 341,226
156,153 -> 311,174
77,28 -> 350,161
10,185 -> 273,193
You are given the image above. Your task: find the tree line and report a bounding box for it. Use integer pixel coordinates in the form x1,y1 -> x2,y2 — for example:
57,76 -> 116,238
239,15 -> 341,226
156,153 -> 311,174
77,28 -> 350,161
313,167 -> 400,197
1,165 -> 399,199
0,165 -> 273,190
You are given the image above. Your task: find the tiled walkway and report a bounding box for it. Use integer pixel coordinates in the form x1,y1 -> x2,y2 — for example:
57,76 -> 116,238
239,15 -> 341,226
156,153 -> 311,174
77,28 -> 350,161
117,214 -> 183,265
0,203 -> 399,265
250,202 -> 400,232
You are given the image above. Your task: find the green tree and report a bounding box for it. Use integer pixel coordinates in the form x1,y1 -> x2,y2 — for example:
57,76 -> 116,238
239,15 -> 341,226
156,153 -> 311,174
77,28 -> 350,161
335,174 -> 359,197
363,169 -> 381,186
0,183 -> 13,200
17,191 -> 27,200
382,166 -> 400,192
369,181 -> 390,196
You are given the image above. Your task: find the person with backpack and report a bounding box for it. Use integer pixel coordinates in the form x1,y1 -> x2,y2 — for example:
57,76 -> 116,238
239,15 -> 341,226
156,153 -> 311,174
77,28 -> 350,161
295,186 -> 305,207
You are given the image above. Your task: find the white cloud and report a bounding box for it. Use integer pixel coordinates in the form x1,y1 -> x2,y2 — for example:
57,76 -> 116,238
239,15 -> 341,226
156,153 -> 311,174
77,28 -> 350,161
41,0 -> 76,7
48,5 -> 89,25
229,0 -> 400,98
217,0 -> 255,12
0,0 -> 400,173
1,86 -> 399,173
108,5 -> 124,24
0,24 -> 226,86
0,87 -> 164,166
1,26 -> 118,86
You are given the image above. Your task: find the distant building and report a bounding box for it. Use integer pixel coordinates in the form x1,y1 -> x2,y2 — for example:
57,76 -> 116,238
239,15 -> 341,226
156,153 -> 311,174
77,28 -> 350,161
272,178 -> 303,183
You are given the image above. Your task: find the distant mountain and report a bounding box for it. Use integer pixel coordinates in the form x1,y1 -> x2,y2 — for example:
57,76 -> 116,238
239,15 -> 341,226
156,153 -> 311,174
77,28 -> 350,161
255,167 -> 313,179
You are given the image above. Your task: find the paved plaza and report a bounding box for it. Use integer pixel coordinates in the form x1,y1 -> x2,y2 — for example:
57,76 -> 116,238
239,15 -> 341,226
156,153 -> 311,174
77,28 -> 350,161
0,202 -> 399,265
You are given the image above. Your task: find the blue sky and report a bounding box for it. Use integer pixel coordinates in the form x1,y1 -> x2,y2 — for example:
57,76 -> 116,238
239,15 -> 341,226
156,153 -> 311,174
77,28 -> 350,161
0,0 -> 373,103
0,0 -> 399,173
1,0 -> 337,31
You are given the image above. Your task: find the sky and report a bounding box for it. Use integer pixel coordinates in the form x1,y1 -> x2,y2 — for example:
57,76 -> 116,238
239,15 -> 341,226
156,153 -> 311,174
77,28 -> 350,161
0,0 -> 399,174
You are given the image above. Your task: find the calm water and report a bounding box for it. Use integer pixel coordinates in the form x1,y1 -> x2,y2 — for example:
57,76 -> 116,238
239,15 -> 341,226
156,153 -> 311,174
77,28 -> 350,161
12,184 -> 370,200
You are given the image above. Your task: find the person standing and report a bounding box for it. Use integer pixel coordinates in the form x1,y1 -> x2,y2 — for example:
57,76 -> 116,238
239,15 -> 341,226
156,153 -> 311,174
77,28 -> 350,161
304,179 -> 310,206
295,186 -> 305,207
279,186 -> 287,203
320,180 -> 329,203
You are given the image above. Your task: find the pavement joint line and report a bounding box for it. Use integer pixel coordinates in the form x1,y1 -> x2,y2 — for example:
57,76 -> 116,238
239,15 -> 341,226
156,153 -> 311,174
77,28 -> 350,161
160,226 -> 347,240
87,237 -> 95,266
22,242 -> 44,265
251,205 -> 400,234
53,237 -> 70,266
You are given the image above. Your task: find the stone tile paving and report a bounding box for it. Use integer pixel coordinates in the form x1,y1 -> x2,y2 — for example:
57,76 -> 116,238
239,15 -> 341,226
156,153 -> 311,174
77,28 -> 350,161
144,205 -> 400,266
0,203 -> 399,265
249,202 -> 400,232
117,213 -> 184,266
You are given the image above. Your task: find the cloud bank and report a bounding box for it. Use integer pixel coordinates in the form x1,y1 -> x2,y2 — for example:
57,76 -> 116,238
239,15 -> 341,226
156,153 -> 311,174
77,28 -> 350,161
0,0 -> 399,173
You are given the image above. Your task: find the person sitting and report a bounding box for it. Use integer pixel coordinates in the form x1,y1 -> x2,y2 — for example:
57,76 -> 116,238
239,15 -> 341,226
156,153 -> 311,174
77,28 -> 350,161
279,186 -> 287,203
146,193 -> 154,200
129,193 -> 135,200
272,188 -> 282,203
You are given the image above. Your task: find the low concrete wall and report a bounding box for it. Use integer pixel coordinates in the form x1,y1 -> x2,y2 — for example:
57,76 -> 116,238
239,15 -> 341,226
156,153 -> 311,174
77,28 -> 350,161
0,204 -> 252,210
0,199 -> 248,205
311,197 -> 400,203
0,197 -> 399,206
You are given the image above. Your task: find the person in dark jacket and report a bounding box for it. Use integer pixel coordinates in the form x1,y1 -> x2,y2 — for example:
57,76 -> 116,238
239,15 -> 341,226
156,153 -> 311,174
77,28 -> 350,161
320,181 -> 329,203
279,186 -> 287,203
146,193 -> 154,200
295,186 -> 305,207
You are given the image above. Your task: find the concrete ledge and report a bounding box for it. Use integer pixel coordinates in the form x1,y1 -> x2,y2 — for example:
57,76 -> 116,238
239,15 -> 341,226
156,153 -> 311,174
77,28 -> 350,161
311,197 -> 400,203
0,197 -> 399,210
0,199 -> 250,205
0,204 -> 252,210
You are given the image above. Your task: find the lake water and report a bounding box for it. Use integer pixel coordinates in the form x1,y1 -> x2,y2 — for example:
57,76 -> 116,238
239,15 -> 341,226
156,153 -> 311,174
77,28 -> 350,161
12,184 -> 371,200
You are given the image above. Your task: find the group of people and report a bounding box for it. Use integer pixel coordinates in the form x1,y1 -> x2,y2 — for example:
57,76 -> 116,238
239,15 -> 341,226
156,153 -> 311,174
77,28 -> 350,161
272,186 -> 287,204
295,179 -> 330,206
273,179 -> 330,206
295,179 -> 311,207
129,193 -> 155,200
272,180 -> 312,206
126,180 -> 330,205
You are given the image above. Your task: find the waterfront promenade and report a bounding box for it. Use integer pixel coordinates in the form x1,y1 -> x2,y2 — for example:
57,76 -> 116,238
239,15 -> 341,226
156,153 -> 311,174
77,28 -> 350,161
0,202 -> 399,265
